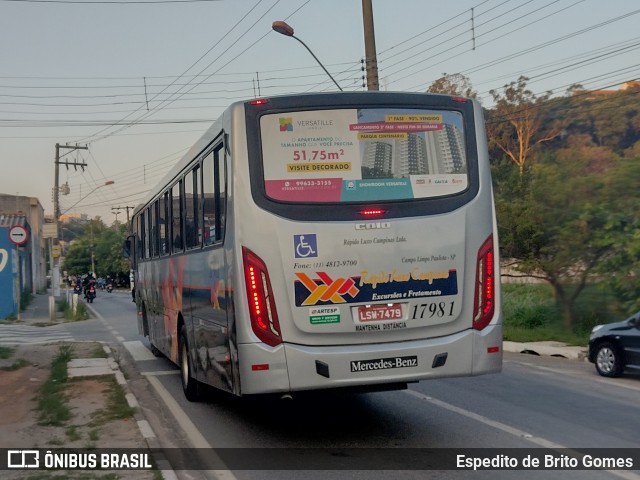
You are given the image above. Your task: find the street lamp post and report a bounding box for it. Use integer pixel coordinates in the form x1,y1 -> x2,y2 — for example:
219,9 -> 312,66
272,21 -> 343,92
60,180 -> 115,217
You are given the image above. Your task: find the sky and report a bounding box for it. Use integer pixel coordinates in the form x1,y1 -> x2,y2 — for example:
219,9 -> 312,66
1,0 -> 639,223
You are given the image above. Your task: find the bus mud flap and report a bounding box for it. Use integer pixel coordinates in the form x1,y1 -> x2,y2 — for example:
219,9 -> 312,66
432,353 -> 448,369
315,360 -> 330,378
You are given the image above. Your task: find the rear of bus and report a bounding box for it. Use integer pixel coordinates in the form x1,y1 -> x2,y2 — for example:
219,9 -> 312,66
234,92 -> 501,395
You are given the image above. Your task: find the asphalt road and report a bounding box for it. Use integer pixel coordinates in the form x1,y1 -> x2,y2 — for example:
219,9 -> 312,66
86,292 -> 640,480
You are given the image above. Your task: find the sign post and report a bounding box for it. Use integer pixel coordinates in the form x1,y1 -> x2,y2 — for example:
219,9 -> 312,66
8,226 -> 29,321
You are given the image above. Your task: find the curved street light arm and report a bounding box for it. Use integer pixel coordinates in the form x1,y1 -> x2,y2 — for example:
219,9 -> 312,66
272,20 -> 343,92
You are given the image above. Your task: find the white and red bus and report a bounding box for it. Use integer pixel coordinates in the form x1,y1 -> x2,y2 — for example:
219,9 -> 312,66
126,91 -> 502,401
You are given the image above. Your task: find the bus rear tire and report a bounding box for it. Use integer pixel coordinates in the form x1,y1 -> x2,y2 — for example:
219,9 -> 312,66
180,326 -> 200,401
149,342 -> 162,357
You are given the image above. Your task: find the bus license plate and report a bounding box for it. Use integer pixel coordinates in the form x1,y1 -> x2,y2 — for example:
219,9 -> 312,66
357,304 -> 403,322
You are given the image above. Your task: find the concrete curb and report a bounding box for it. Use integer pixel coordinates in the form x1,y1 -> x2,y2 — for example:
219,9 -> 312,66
503,340 -> 588,361
103,345 -> 179,480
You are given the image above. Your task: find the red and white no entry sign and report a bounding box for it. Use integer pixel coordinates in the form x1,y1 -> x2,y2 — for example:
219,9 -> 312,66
9,225 -> 29,246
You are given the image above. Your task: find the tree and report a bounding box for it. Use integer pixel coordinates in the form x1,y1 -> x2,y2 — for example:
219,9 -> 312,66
62,218 -> 128,278
594,156 -> 640,313
565,88 -> 640,153
427,73 -> 477,98
94,223 -> 129,276
487,76 -> 562,176
496,149 -> 619,329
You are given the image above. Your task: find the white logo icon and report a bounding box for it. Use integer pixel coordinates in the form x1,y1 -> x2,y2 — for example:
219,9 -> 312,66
8,450 -> 40,468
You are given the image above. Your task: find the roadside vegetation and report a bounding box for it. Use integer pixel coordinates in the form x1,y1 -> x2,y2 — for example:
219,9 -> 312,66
38,344 -> 74,426
502,283 -> 620,346
57,298 -> 89,322
61,219 -> 130,285
0,345 -> 31,371
36,343 -> 137,437
430,74 -> 640,336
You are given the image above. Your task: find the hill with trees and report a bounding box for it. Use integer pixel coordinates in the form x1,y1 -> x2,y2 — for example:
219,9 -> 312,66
429,74 -> 640,332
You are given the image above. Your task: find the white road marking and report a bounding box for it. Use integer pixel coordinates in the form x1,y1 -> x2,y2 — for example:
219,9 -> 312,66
403,389 -> 640,480
123,340 -> 157,361
146,375 -> 238,480
506,359 -> 640,393
142,370 -> 180,376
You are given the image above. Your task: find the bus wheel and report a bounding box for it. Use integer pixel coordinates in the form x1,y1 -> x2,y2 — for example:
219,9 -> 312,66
180,326 -> 200,401
149,342 -> 163,357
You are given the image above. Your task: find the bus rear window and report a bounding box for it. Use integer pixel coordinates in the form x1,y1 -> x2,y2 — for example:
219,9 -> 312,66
260,108 -> 468,203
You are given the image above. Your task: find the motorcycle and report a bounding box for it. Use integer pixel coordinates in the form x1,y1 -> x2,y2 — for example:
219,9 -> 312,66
86,285 -> 96,303
106,283 -> 113,293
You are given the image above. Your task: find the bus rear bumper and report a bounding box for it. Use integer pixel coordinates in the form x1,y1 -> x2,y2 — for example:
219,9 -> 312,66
238,324 -> 502,395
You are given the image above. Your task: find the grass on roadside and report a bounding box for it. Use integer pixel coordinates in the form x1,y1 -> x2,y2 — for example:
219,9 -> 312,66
37,344 -> 74,426
0,346 -> 13,359
57,298 -> 90,322
22,474 -> 121,480
0,345 -> 32,371
502,282 -> 620,346
89,376 -> 136,427
90,344 -> 108,359
1,358 -> 31,371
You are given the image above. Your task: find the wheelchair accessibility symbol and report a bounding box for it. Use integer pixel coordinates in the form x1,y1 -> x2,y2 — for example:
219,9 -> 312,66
294,234 -> 318,258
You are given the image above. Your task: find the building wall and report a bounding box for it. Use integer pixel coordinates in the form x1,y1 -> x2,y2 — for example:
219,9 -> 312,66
0,227 -> 26,318
0,194 -> 47,293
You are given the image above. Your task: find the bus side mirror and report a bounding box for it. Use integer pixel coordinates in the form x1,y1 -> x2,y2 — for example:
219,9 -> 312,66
123,237 -> 132,258
123,235 -> 136,268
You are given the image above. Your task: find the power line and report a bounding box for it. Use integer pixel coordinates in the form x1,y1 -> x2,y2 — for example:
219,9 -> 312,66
388,0 -> 578,89
3,0 -> 222,4
75,0 -> 270,145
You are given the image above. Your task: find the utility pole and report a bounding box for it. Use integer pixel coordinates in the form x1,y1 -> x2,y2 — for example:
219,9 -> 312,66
54,144 -> 88,223
362,0 -> 379,91
52,143 -> 87,304
112,206 -> 135,226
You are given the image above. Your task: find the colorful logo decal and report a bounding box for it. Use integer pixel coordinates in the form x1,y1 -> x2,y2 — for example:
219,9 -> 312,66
294,269 -> 458,306
295,272 -> 360,306
279,117 -> 293,132
294,234 -> 318,258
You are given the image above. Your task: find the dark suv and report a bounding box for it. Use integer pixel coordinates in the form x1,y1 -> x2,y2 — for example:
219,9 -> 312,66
588,311 -> 640,377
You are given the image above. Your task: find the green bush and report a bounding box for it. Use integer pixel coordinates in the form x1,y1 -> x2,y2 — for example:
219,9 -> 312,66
501,282 -> 619,345
57,298 -> 89,321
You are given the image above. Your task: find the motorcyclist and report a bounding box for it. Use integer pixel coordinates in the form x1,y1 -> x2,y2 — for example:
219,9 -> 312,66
83,273 -> 96,298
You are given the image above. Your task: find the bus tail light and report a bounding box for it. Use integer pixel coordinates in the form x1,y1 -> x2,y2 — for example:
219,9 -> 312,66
242,247 -> 282,346
473,235 -> 495,331
359,208 -> 386,217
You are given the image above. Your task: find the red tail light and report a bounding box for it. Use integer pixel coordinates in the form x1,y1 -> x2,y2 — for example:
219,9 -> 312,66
473,235 -> 495,331
359,208 -> 386,217
242,247 -> 282,346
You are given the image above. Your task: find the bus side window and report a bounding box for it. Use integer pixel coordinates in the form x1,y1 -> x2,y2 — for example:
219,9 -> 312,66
172,181 -> 183,252
136,211 -> 149,258
159,192 -> 169,255
151,200 -> 159,257
216,145 -> 226,241
185,167 -> 199,249
202,150 -> 216,246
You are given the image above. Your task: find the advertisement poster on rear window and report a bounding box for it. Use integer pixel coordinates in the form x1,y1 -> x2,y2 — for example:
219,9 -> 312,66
260,108 -> 468,203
